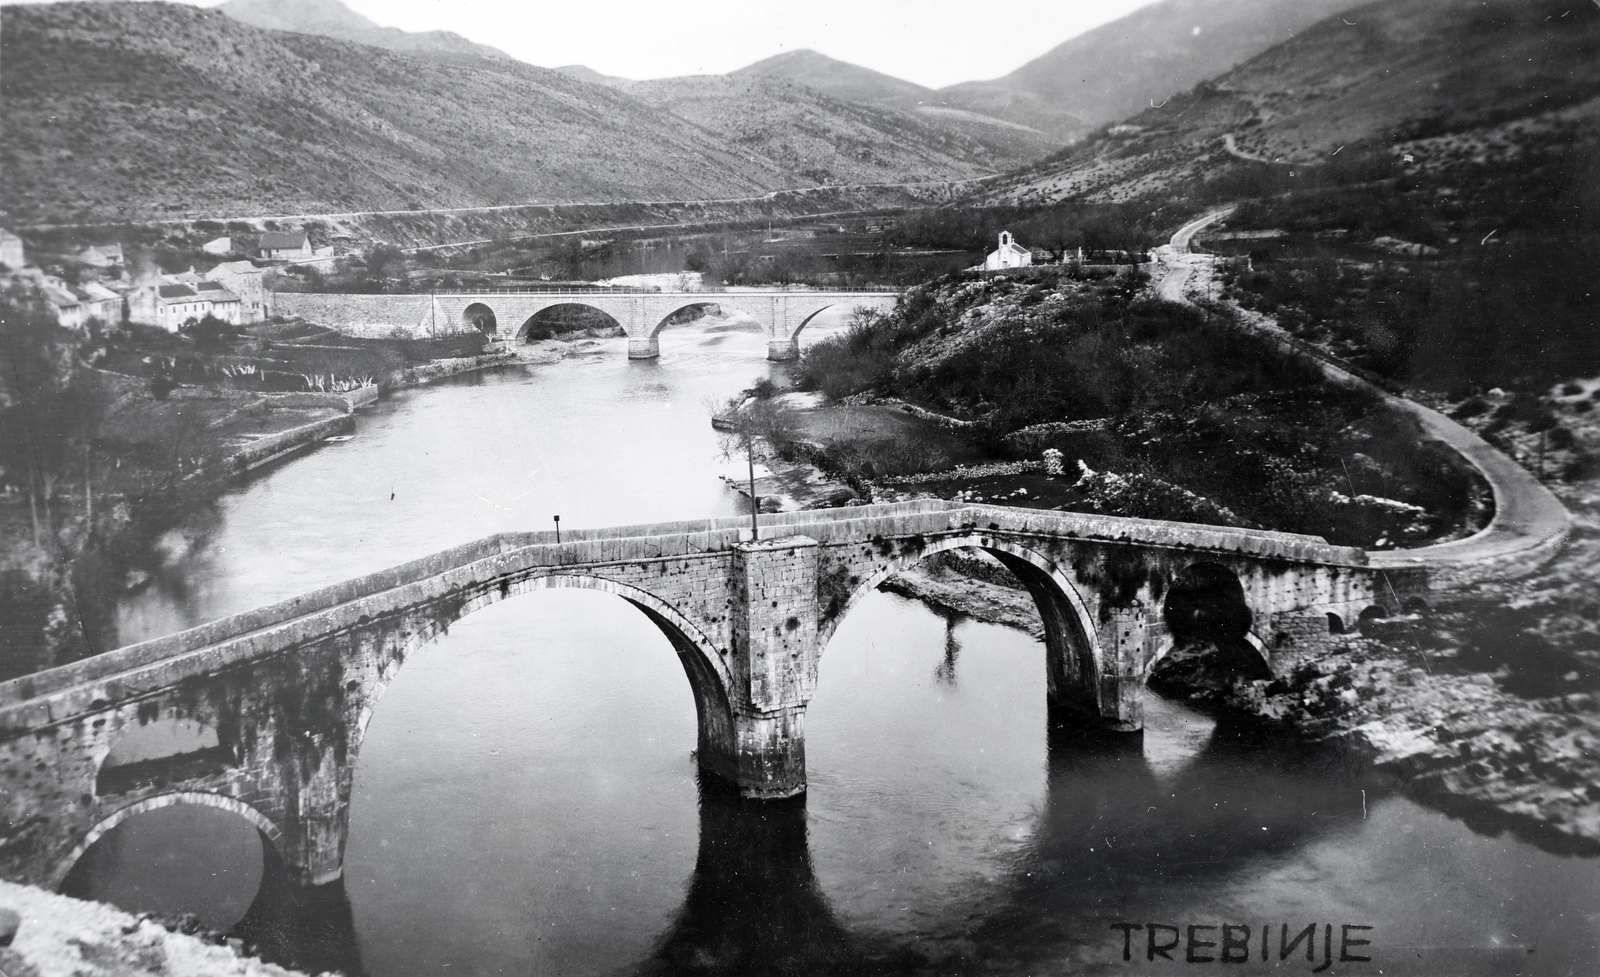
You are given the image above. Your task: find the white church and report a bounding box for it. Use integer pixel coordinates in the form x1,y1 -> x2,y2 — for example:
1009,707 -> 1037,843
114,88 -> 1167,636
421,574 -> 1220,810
983,230 -> 1034,271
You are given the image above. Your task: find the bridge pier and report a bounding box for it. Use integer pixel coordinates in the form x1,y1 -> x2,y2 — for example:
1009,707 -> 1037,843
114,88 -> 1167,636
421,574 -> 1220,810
718,535 -> 822,798
628,335 -> 661,359
766,337 -> 799,361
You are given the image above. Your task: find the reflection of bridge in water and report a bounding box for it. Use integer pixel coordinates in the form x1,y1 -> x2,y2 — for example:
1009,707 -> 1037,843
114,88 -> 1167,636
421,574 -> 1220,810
0,500 -> 1411,901
270,288 -> 902,360
205,718 -> 1377,976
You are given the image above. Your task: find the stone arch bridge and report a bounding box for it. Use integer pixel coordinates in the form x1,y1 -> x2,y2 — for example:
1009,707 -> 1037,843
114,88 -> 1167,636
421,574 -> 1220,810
0,500 -> 1410,893
270,289 -> 901,360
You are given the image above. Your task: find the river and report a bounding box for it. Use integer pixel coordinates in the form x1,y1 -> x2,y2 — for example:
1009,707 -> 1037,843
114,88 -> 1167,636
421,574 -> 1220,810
63,319 -> 1599,976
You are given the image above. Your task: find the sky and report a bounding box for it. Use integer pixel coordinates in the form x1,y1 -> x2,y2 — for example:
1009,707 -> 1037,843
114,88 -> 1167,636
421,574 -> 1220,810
1,0 -> 1161,88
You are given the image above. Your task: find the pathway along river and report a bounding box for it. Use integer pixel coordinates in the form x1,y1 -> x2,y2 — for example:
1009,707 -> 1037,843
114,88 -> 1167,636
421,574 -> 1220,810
64,320 -> 1598,976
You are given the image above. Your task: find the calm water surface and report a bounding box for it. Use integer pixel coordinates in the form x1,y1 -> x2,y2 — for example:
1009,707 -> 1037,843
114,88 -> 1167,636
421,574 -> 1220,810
68,320 -> 1599,975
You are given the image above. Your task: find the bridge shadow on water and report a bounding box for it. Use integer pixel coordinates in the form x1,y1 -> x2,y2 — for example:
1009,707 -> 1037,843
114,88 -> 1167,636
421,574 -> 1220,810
229,702 -> 1380,977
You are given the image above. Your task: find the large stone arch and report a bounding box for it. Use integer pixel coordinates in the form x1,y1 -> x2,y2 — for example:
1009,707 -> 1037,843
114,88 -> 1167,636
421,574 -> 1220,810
352,570 -> 738,765
647,301 -> 724,339
52,791 -> 284,891
1149,561 -> 1272,682
515,302 -> 623,342
818,534 -> 1103,719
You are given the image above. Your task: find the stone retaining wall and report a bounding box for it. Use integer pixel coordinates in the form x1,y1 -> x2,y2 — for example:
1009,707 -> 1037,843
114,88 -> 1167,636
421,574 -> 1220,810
270,292 -> 441,337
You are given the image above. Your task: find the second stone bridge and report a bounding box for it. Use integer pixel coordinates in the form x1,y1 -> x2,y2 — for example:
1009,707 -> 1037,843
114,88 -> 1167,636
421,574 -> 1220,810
0,500 -> 1401,892
270,288 -> 901,359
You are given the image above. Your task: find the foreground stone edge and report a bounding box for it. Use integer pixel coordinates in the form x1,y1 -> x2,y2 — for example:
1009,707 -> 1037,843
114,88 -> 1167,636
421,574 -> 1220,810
0,881 -> 318,977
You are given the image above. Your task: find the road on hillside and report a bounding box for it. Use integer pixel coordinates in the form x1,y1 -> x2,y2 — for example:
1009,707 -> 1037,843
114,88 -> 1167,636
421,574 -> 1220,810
1158,210 -> 1570,572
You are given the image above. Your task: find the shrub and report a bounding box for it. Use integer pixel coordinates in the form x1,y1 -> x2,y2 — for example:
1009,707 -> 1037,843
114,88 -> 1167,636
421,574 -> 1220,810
1545,426 -> 1575,450
1561,382 -> 1585,396
1450,396 -> 1490,419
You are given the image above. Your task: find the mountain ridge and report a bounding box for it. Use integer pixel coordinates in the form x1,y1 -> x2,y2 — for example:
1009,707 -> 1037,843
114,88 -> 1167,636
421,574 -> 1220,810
928,0 -> 1367,138
218,0 -> 513,61
972,0 -> 1600,206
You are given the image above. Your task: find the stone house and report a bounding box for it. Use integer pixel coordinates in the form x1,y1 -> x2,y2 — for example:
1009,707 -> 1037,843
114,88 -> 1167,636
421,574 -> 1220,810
206,261 -> 268,321
129,282 -> 239,330
259,230 -> 313,260
72,281 -> 123,325
983,230 -> 1033,271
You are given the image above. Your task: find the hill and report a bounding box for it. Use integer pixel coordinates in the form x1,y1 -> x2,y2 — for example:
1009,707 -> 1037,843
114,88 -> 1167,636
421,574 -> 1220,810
218,0 -> 513,61
732,49 -> 933,105
555,65 -> 631,87
623,75 -> 1004,186
0,1 -> 806,223
931,0 -> 1365,139
718,51 -> 1060,166
976,0 -> 1600,206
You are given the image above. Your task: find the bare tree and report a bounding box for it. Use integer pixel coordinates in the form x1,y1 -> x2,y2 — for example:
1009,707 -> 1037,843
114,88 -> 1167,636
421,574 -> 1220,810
716,391 -> 799,540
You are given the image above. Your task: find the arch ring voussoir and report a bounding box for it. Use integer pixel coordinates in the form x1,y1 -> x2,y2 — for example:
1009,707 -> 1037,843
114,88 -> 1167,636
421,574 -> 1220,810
52,791 -> 285,892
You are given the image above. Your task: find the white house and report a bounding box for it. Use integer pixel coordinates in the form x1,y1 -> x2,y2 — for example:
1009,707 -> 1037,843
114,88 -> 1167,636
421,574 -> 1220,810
259,230 -> 313,260
201,236 -> 233,256
984,230 -> 1033,271
129,282 -> 239,330
0,229 -> 24,270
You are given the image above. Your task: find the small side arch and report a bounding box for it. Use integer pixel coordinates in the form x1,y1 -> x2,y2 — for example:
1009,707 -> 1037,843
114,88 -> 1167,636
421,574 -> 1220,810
52,792 -> 284,892
818,533 -> 1103,717
463,302 -> 498,335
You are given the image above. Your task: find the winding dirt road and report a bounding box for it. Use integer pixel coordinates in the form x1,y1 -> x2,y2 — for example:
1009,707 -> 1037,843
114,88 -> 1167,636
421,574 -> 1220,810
1157,211 -> 1570,573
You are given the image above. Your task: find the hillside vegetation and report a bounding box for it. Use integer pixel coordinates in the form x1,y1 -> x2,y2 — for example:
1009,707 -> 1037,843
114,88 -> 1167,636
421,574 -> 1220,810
730,50 -> 1060,164
624,75 -> 999,187
797,269 -> 1483,549
981,0 -> 1600,205
0,2 -> 801,223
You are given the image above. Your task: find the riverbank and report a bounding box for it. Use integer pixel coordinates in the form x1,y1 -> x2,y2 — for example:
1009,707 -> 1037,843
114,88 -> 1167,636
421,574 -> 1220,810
0,881 -> 316,977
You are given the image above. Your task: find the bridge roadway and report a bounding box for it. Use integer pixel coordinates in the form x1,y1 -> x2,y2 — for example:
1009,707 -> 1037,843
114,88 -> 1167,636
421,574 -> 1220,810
0,499 -> 1404,892
269,288 -> 902,360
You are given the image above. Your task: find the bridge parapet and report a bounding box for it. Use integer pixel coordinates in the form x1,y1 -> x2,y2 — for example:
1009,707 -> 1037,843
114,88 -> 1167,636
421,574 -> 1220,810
0,501 -> 1398,892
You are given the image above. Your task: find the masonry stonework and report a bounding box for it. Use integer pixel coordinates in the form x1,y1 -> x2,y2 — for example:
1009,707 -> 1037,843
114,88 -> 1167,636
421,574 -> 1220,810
270,290 -> 898,359
0,501 -> 1396,901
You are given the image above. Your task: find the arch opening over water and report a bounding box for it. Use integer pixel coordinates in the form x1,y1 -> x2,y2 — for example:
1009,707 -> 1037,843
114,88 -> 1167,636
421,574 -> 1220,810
56,792 -> 278,926
819,535 -> 1102,721
1153,562 -> 1270,683
517,304 -> 623,342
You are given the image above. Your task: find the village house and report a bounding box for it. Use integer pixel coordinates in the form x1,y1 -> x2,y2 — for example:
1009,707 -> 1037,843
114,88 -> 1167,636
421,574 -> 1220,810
74,244 -> 125,276
129,281 -> 241,330
259,230 -> 313,260
984,230 -> 1033,271
201,236 -> 233,256
41,283 -> 87,331
206,260 -> 268,321
72,281 -> 123,325
0,229 -> 24,270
